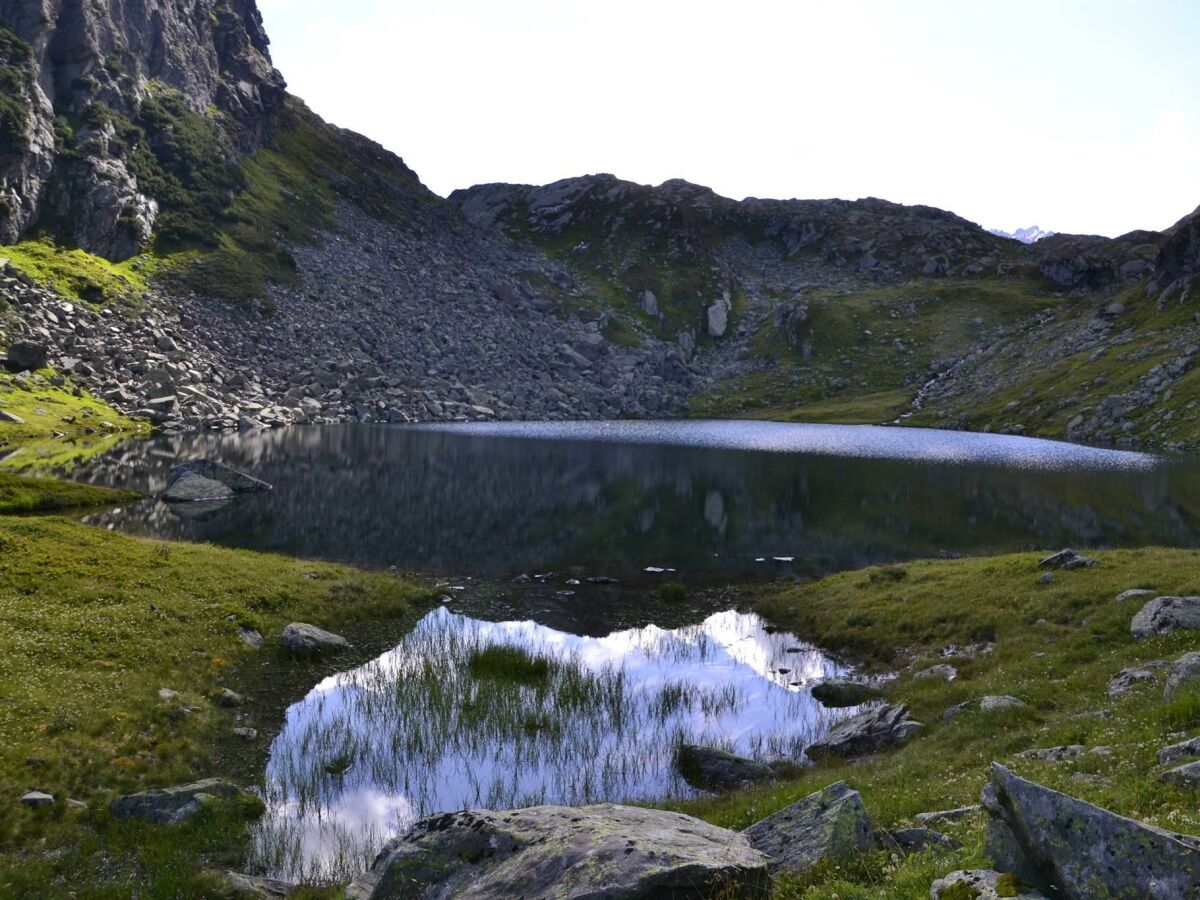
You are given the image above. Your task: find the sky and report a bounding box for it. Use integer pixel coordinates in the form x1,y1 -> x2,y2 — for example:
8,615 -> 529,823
256,0 -> 1200,237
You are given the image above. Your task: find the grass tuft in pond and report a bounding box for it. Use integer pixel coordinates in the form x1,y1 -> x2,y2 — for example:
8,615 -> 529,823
467,644 -> 552,684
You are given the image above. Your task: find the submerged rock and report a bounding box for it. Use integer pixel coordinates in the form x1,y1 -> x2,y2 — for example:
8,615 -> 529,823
161,472 -> 235,503
806,704 -> 921,758
982,763 -> 1200,898
810,678 -> 881,708
109,778 -> 242,825
1131,596 -> 1200,638
345,803 -> 771,899
743,782 -> 873,873
676,744 -> 775,791
280,622 -> 350,656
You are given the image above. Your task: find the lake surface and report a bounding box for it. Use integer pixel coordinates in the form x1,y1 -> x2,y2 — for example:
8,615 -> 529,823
69,420 -> 1200,881
78,419 -> 1199,582
249,605 -> 852,882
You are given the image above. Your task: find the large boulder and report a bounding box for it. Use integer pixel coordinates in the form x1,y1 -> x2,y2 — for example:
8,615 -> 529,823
280,622 -> 350,656
676,744 -> 775,791
1131,596 -> 1200,638
1037,548 -> 1096,570
810,678 -> 881,708
109,778 -> 243,825
4,340 -> 48,372
806,704 -> 921,758
982,763 -> 1200,898
742,782 -> 873,873
161,459 -> 272,503
1159,735 -> 1200,765
345,804 -> 771,899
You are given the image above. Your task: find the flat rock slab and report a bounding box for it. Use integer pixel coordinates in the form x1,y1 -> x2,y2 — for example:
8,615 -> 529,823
806,704 -> 921,758
20,791 -> 53,808
810,678 -> 881,708
110,778 -> 242,825
1161,761 -> 1200,788
1037,548 -> 1096,570
930,869 -> 1046,899
1108,662 -> 1165,697
877,827 -> 961,854
1159,735 -> 1200,765
280,622 -> 350,655
982,763 -> 1200,898
346,803 -> 771,899
916,805 -> 980,826
676,744 -> 775,791
1016,745 -> 1084,762
1131,596 -> 1200,638
1115,588 -> 1156,603
743,781 -> 873,873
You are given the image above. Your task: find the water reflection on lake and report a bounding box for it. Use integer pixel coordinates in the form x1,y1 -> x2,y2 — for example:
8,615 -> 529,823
249,607 -> 850,882
74,420 -> 1200,581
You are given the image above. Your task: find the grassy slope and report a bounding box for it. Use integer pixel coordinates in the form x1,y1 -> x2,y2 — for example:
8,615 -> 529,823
0,473 -> 138,513
692,279 -> 1063,425
0,371 -> 149,472
667,550 -> 1200,897
0,240 -> 154,305
0,515 -> 431,897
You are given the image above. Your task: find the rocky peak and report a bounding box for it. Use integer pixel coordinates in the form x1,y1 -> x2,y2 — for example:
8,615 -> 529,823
0,0 -> 284,257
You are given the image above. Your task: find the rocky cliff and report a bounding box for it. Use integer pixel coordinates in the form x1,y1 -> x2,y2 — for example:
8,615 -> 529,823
0,0 -> 284,258
2,0 -> 1200,452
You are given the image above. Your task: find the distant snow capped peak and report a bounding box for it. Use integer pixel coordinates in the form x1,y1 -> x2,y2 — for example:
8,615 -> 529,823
988,225 -> 1056,244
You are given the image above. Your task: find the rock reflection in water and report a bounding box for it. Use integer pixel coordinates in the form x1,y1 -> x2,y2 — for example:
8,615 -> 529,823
249,608 -> 851,883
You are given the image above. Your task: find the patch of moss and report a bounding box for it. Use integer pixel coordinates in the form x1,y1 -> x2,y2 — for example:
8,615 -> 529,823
0,239 -> 153,305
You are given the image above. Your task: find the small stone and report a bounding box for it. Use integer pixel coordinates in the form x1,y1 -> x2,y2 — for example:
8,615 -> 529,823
158,688 -> 179,701
20,791 -> 54,808
876,827 -> 961,855
232,727 -> 258,740
1016,745 -> 1084,762
930,869 -> 1047,899
1160,736 -> 1200,764
915,663 -> 957,681
676,744 -> 775,791
810,678 -> 881,708
280,622 -> 350,655
1038,572 -> 1054,584
1161,760 -> 1200,788
1115,588 -> 1155,603
218,688 -> 245,707
1165,652 -> 1200,699
916,805 -> 980,826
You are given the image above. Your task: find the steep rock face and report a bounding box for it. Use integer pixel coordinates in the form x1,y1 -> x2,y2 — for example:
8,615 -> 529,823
1153,204 -> 1200,303
0,0 -> 284,257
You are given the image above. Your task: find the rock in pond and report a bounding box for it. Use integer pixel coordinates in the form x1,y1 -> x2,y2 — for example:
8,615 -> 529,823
805,704 -> 921,758
161,459 -> 272,503
345,803 -> 771,899
109,778 -> 243,825
982,762 -> 1200,898
930,869 -> 1046,899
676,744 -> 775,791
1131,596 -> 1200,638
743,782 -> 873,873
810,678 -> 881,708
280,622 -> 350,656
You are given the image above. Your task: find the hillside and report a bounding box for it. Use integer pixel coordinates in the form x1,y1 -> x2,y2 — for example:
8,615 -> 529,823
0,1 -> 1198,452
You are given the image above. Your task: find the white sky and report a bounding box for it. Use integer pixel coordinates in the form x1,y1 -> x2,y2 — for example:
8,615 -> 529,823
257,0 -> 1200,237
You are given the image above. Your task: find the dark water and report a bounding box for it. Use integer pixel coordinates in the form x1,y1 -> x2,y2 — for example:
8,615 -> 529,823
78,419 -> 1199,582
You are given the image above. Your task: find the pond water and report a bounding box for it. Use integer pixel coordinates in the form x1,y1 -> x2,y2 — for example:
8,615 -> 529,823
69,419 -> 1200,881
76,419 -> 1200,582
249,605 -> 850,882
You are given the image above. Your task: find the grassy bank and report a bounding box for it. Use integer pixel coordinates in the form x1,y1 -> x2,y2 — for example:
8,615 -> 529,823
669,549 -> 1200,897
0,371 -> 149,472
0,514 -> 431,897
0,472 -> 140,514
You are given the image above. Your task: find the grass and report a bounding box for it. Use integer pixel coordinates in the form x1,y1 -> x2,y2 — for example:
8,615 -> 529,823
467,644 -> 552,684
663,548 -> 1200,897
692,279 -> 1061,424
0,514 -> 431,897
0,240 -> 154,305
0,370 -> 149,472
0,472 -> 139,514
